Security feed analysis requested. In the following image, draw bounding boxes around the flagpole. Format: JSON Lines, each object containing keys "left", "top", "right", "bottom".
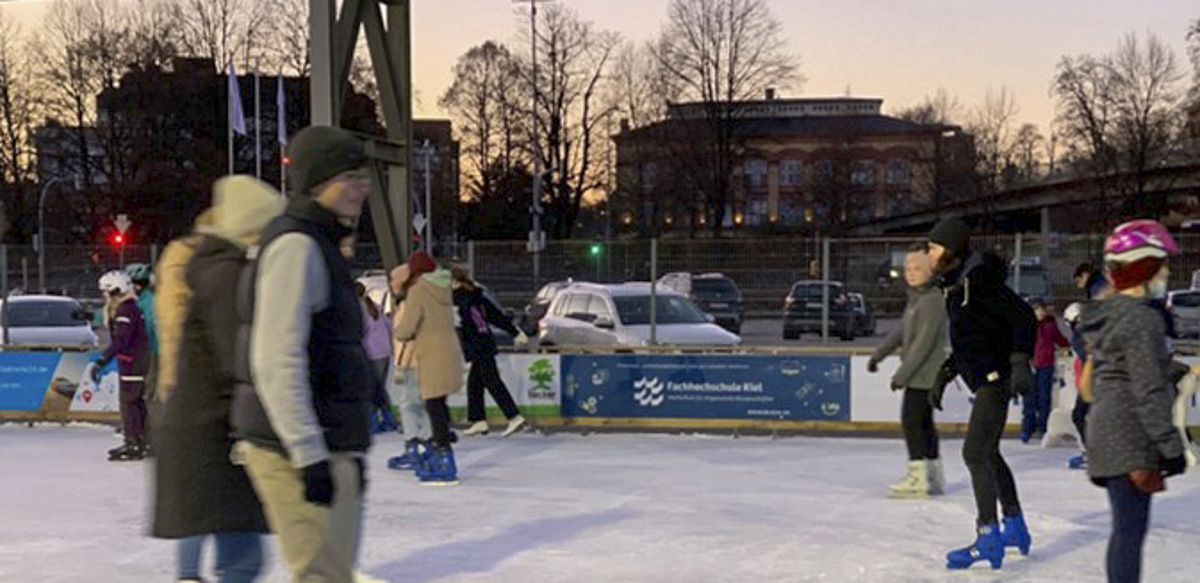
{"left": 255, "top": 66, "right": 262, "bottom": 179}
{"left": 278, "top": 75, "right": 287, "bottom": 195}
{"left": 228, "top": 69, "right": 234, "bottom": 175}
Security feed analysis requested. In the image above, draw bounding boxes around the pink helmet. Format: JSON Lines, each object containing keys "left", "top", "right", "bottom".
{"left": 1104, "top": 220, "right": 1180, "bottom": 264}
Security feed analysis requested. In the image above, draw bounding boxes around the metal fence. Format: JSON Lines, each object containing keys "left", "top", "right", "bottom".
{"left": 5, "top": 234, "right": 1200, "bottom": 319}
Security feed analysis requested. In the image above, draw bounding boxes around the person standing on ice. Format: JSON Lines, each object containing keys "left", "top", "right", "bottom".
{"left": 392, "top": 251, "right": 466, "bottom": 485}
{"left": 384, "top": 263, "right": 436, "bottom": 471}
{"left": 1079, "top": 220, "right": 1187, "bottom": 583}
{"left": 232, "top": 125, "right": 375, "bottom": 582}
{"left": 355, "top": 281, "right": 399, "bottom": 433}
{"left": 452, "top": 267, "right": 529, "bottom": 438}
{"left": 152, "top": 176, "right": 283, "bottom": 583}
{"left": 1022, "top": 299, "right": 1070, "bottom": 444}
{"left": 87, "top": 270, "right": 152, "bottom": 461}
{"left": 867, "top": 243, "right": 948, "bottom": 498}
{"left": 925, "top": 218, "right": 1036, "bottom": 570}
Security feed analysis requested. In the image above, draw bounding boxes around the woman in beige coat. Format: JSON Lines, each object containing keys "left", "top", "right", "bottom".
{"left": 392, "top": 251, "right": 465, "bottom": 484}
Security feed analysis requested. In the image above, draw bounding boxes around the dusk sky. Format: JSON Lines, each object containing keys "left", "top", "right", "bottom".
{"left": 3, "top": 0, "right": 1197, "bottom": 132}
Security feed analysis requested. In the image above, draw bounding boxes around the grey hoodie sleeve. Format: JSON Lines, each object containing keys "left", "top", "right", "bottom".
{"left": 250, "top": 233, "right": 331, "bottom": 468}
{"left": 1120, "top": 309, "right": 1185, "bottom": 460}
{"left": 893, "top": 291, "right": 948, "bottom": 388}
{"left": 871, "top": 325, "right": 902, "bottom": 364}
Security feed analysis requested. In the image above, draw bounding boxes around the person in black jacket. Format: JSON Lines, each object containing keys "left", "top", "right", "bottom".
{"left": 452, "top": 267, "right": 529, "bottom": 438}
{"left": 927, "top": 218, "right": 1037, "bottom": 571}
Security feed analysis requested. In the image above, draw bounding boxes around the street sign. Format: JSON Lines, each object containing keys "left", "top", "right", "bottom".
{"left": 413, "top": 213, "right": 427, "bottom": 234}
{"left": 114, "top": 214, "right": 132, "bottom": 235}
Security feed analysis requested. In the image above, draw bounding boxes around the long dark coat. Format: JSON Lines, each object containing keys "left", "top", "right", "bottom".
{"left": 152, "top": 235, "right": 267, "bottom": 538}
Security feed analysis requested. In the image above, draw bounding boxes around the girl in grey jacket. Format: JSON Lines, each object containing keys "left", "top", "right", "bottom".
{"left": 869, "top": 246, "right": 949, "bottom": 498}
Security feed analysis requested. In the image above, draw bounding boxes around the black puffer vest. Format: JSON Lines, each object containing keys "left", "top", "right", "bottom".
{"left": 231, "top": 198, "right": 373, "bottom": 456}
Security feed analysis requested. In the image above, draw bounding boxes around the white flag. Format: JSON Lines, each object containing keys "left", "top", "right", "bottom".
{"left": 228, "top": 58, "right": 247, "bottom": 136}
{"left": 276, "top": 76, "right": 286, "bottom": 145}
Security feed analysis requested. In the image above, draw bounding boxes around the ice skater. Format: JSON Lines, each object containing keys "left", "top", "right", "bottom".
{"left": 385, "top": 264, "right": 436, "bottom": 471}
{"left": 1023, "top": 299, "right": 1070, "bottom": 444}
{"left": 926, "top": 218, "right": 1036, "bottom": 570}
{"left": 867, "top": 244, "right": 948, "bottom": 498}
{"left": 88, "top": 270, "right": 152, "bottom": 461}
{"left": 452, "top": 267, "right": 529, "bottom": 438}
{"left": 1079, "top": 220, "right": 1187, "bottom": 583}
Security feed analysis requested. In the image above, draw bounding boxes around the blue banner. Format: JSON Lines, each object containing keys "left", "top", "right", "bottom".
{"left": 561, "top": 354, "right": 850, "bottom": 421}
{"left": 0, "top": 352, "right": 65, "bottom": 411}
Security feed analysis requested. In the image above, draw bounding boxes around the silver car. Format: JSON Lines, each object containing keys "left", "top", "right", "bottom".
{"left": 1168, "top": 290, "right": 1200, "bottom": 339}
{"left": 0, "top": 295, "right": 98, "bottom": 347}
{"left": 538, "top": 283, "right": 741, "bottom": 347}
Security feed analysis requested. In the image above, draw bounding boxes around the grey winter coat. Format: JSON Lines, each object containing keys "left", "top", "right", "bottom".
{"left": 871, "top": 284, "right": 949, "bottom": 390}
{"left": 1080, "top": 294, "right": 1185, "bottom": 482}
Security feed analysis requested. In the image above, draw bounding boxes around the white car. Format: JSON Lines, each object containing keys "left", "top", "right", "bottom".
{"left": 538, "top": 283, "right": 741, "bottom": 347}
{"left": 0, "top": 295, "right": 98, "bottom": 347}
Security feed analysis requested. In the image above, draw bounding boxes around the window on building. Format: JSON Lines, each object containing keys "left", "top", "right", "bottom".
{"left": 815, "top": 159, "right": 834, "bottom": 184}
{"left": 851, "top": 160, "right": 875, "bottom": 186}
{"left": 642, "top": 162, "right": 658, "bottom": 192}
{"left": 747, "top": 199, "right": 768, "bottom": 226}
{"left": 885, "top": 158, "right": 912, "bottom": 185}
{"left": 744, "top": 158, "right": 768, "bottom": 189}
{"left": 780, "top": 160, "right": 802, "bottom": 186}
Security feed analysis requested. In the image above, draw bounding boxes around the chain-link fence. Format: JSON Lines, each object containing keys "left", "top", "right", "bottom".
{"left": 6, "top": 234, "right": 1200, "bottom": 320}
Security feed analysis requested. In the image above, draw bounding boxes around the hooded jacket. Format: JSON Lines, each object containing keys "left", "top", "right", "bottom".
{"left": 393, "top": 269, "right": 465, "bottom": 400}
{"left": 454, "top": 286, "right": 519, "bottom": 363}
{"left": 1080, "top": 294, "right": 1184, "bottom": 481}
{"left": 99, "top": 296, "right": 150, "bottom": 381}
{"left": 871, "top": 283, "right": 949, "bottom": 390}
{"left": 938, "top": 251, "right": 1036, "bottom": 391}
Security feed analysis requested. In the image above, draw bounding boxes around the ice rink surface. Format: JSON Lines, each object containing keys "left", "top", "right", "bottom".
{"left": 2, "top": 424, "right": 1198, "bottom": 582}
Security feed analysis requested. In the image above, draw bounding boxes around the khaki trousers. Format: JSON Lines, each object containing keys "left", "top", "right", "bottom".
{"left": 240, "top": 443, "right": 363, "bottom": 583}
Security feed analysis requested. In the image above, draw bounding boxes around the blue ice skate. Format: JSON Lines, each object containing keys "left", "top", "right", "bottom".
{"left": 419, "top": 446, "right": 458, "bottom": 485}
{"left": 1001, "top": 514, "right": 1031, "bottom": 556}
{"left": 1068, "top": 452, "right": 1087, "bottom": 470}
{"left": 386, "top": 439, "right": 423, "bottom": 470}
{"left": 371, "top": 408, "right": 400, "bottom": 434}
{"left": 946, "top": 523, "right": 1004, "bottom": 570}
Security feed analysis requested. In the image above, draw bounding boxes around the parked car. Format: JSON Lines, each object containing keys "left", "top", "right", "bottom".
{"left": 0, "top": 295, "right": 98, "bottom": 347}
{"left": 520, "top": 280, "right": 573, "bottom": 335}
{"left": 847, "top": 292, "right": 876, "bottom": 337}
{"left": 1167, "top": 289, "right": 1200, "bottom": 339}
{"left": 538, "top": 283, "right": 741, "bottom": 347}
{"left": 1007, "top": 258, "right": 1052, "bottom": 305}
{"left": 657, "top": 272, "right": 744, "bottom": 334}
{"left": 782, "top": 281, "right": 856, "bottom": 341}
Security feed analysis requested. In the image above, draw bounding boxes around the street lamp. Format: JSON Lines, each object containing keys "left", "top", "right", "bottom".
{"left": 37, "top": 176, "right": 66, "bottom": 293}
{"left": 416, "top": 139, "right": 435, "bottom": 251}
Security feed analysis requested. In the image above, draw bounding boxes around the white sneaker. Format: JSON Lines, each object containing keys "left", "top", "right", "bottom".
{"left": 888, "top": 460, "right": 930, "bottom": 499}
{"left": 463, "top": 421, "right": 490, "bottom": 436}
{"left": 926, "top": 458, "right": 945, "bottom": 495}
{"left": 501, "top": 415, "right": 527, "bottom": 437}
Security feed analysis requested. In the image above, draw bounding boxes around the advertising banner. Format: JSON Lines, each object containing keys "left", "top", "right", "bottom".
{"left": 560, "top": 354, "right": 851, "bottom": 421}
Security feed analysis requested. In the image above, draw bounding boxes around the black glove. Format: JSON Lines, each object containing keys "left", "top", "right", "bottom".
{"left": 890, "top": 380, "right": 904, "bottom": 392}
{"left": 355, "top": 458, "right": 367, "bottom": 495}
{"left": 928, "top": 383, "right": 945, "bottom": 411}
{"left": 1162, "top": 455, "right": 1187, "bottom": 478}
{"left": 302, "top": 461, "right": 335, "bottom": 507}
{"left": 867, "top": 358, "right": 879, "bottom": 374}
{"left": 1009, "top": 353, "right": 1034, "bottom": 396}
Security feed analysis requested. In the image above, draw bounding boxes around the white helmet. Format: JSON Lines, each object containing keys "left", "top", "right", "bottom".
{"left": 1064, "top": 302, "right": 1083, "bottom": 325}
{"left": 98, "top": 270, "right": 133, "bottom": 295}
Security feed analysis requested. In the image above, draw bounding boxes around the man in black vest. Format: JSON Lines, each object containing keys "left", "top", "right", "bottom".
{"left": 234, "top": 125, "right": 374, "bottom": 582}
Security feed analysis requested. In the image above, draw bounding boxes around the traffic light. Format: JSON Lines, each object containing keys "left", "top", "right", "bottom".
{"left": 589, "top": 244, "right": 602, "bottom": 257}
{"left": 110, "top": 232, "right": 126, "bottom": 247}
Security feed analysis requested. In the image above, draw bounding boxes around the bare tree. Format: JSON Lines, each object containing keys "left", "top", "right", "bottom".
{"left": 33, "top": 0, "right": 101, "bottom": 190}
{"left": 0, "top": 11, "right": 36, "bottom": 242}
{"left": 125, "top": 0, "right": 180, "bottom": 72}
{"left": 1187, "top": 18, "right": 1200, "bottom": 102}
{"left": 519, "top": 4, "right": 621, "bottom": 239}
{"left": 607, "top": 42, "right": 673, "bottom": 235}
{"left": 654, "top": 0, "right": 800, "bottom": 235}
{"left": 893, "top": 88, "right": 964, "bottom": 125}
{"left": 263, "top": 0, "right": 310, "bottom": 76}
{"left": 173, "top": 0, "right": 268, "bottom": 72}
{"left": 1011, "top": 123, "right": 1044, "bottom": 184}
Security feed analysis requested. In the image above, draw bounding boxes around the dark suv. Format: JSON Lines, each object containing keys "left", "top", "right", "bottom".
{"left": 520, "top": 280, "right": 573, "bottom": 335}
{"left": 658, "top": 272, "right": 744, "bottom": 333}
{"left": 782, "top": 281, "right": 856, "bottom": 341}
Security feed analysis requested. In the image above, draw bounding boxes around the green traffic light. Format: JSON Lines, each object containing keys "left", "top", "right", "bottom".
{"left": 590, "top": 244, "right": 602, "bottom": 256}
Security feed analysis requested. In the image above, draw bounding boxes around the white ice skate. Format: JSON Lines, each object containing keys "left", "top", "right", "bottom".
{"left": 463, "top": 421, "right": 490, "bottom": 436}
{"left": 501, "top": 415, "right": 527, "bottom": 437}
{"left": 888, "top": 461, "right": 930, "bottom": 499}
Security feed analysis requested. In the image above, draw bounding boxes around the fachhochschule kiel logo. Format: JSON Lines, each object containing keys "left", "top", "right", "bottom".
{"left": 633, "top": 377, "right": 665, "bottom": 407}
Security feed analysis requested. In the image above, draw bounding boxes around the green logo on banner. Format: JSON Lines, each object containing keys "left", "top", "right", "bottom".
{"left": 527, "top": 358, "right": 556, "bottom": 399}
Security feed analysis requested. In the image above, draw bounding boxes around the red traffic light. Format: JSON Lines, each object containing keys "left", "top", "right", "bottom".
{"left": 110, "top": 232, "right": 126, "bottom": 246}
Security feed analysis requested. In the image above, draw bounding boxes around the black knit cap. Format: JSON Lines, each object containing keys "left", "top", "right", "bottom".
{"left": 928, "top": 218, "right": 971, "bottom": 257}
{"left": 285, "top": 126, "right": 368, "bottom": 196}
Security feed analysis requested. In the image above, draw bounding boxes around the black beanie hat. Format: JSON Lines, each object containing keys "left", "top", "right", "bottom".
{"left": 929, "top": 218, "right": 971, "bottom": 257}
{"left": 285, "top": 126, "right": 368, "bottom": 196}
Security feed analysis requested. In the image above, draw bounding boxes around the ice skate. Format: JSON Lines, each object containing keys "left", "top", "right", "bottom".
{"left": 501, "top": 415, "right": 527, "bottom": 437}
{"left": 1001, "top": 514, "right": 1032, "bottom": 556}
{"left": 387, "top": 439, "right": 423, "bottom": 470}
{"left": 926, "top": 458, "right": 945, "bottom": 495}
{"left": 463, "top": 421, "right": 490, "bottom": 436}
{"left": 419, "top": 446, "right": 458, "bottom": 486}
{"left": 946, "top": 523, "right": 1004, "bottom": 570}
{"left": 888, "top": 460, "right": 929, "bottom": 498}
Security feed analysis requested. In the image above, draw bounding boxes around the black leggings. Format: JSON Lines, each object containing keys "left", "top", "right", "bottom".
{"left": 425, "top": 397, "right": 453, "bottom": 448}
{"left": 963, "top": 384, "right": 1022, "bottom": 524}
{"left": 901, "top": 388, "right": 939, "bottom": 460}
{"left": 467, "top": 357, "right": 521, "bottom": 422}
{"left": 1073, "top": 396, "right": 1090, "bottom": 447}
{"left": 1105, "top": 476, "right": 1152, "bottom": 583}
